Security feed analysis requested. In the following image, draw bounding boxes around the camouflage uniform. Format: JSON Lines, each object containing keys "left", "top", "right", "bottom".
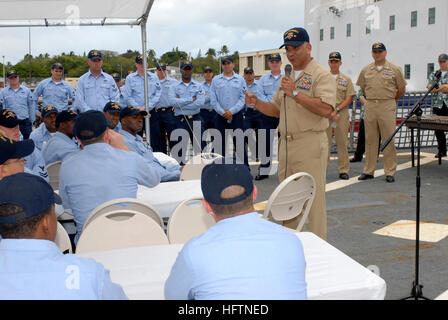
{"left": 428, "top": 70, "right": 448, "bottom": 155}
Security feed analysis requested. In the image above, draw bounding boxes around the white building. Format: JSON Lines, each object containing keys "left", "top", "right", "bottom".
{"left": 239, "top": 48, "right": 287, "bottom": 78}
{"left": 305, "top": 0, "right": 448, "bottom": 91}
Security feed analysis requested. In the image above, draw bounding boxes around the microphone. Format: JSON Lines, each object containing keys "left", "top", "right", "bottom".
{"left": 283, "top": 64, "right": 293, "bottom": 97}
{"left": 285, "top": 64, "right": 292, "bottom": 78}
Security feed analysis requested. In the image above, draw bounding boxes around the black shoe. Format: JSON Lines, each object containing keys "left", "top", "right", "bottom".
{"left": 435, "top": 152, "right": 447, "bottom": 158}
{"left": 255, "top": 174, "right": 269, "bottom": 181}
{"left": 350, "top": 157, "right": 363, "bottom": 163}
{"left": 358, "top": 173, "right": 374, "bottom": 181}
{"left": 339, "top": 173, "right": 349, "bottom": 180}
{"left": 385, "top": 175, "right": 395, "bottom": 183}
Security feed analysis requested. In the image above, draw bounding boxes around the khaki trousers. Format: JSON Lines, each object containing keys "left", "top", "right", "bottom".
{"left": 279, "top": 131, "right": 328, "bottom": 240}
{"left": 326, "top": 109, "right": 350, "bottom": 174}
{"left": 363, "top": 99, "right": 397, "bottom": 176}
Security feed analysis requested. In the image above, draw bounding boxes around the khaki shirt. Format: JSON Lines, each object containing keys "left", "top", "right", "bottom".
{"left": 335, "top": 73, "right": 355, "bottom": 106}
{"left": 272, "top": 58, "right": 336, "bottom": 135}
{"left": 356, "top": 60, "right": 407, "bottom": 100}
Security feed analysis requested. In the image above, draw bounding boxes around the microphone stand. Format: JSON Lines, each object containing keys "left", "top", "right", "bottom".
{"left": 380, "top": 74, "right": 441, "bottom": 300}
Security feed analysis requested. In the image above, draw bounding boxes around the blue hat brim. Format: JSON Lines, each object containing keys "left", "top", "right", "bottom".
{"left": 279, "top": 41, "right": 306, "bottom": 49}
{"left": 1, "top": 139, "right": 35, "bottom": 165}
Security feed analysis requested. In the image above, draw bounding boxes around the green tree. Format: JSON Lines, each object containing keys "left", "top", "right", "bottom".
{"left": 160, "top": 49, "right": 188, "bottom": 66}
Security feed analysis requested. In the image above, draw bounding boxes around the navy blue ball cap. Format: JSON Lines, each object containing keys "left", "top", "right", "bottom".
{"left": 203, "top": 66, "right": 213, "bottom": 72}
{"left": 268, "top": 53, "right": 282, "bottom": 62}
{"left": 73, "top": 110, "right": 110, "bottom": 140}
{"left": 221, "top": 56, "right": 233, "bottom": 64}
{"left": 111, "top": 72, "right": 121, "bottom": 81}
{"left": 280, "top": 27, "right": 310, "bottom": 49}
{"left": 201, "top": 158, "right": 254, "bottom": 205}
{"left": 103, "top": 102, "right": 121, "bottom": 113}
{"left": 156, "top": 63, "right": 167, "bottom": 71}
{"left": 0, "top": 109, "right": 20, "bottom": 128}
{"left": 180, "top": 61, "right": 193, "bottom": 69}
{"left": 372, "top": 42, "right": 386, "bottom": 51}
{"left": 135, "top": 54, "right": 144, "bottom": 64}
{"left": 243, "top": 66, "right": 254, "bottom": 74}
{"left": 6, "top": 70, "right": 19, "bottom": 78}
{"left": 55, "top": 110, "right": 78, "bottom": 128}
{"left": 41, "top": 106, "right": 58, "bottom": 119}
{"left": 51, "top": 62, "right": 64, "bottom": 70}
{"left": 329, "top": 51, "right": 342, "bottom": 61}
{"left": 438, "top": 53, "right": 448, "bottom": 62}
{"left": 88, "top": 50, "right": 102, "bottom": 61}
{"left": 0, "top": 135, "right": 35, "bottom": 165}
{"left": 0, "top": 172, "right": 61, "bottom": 225}
{"left": 119, "top": 106, "right": 148, "bottom": 121}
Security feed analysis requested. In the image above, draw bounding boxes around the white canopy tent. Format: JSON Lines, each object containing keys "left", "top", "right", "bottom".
{"left": 0, "top": 0, "right": 155, "bottom": 135}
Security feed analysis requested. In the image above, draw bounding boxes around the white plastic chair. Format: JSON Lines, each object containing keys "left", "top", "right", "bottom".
{"left": 75, "top": 209, "right": 169, "bottom": 254}
{"left": 263, "top": 172, "right": 316, "bottom": 232}
{"left": 55, "top": 221, "right": 72, "bottom": 253}
{"left": 167, "top": 197, "right": 216, "bottom": 244}
{"left": 46, "top": 160, "right": 62, "bottom": 190}
{"left": 82, "top": 198, "right": 164, "bottom": 232}
{"left": 180, "top": 153, "right": 223, "bottom": 181}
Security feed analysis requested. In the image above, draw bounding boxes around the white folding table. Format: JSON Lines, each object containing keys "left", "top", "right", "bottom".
{"left": 77, "top": 231, "right": 386, "bottom": 300}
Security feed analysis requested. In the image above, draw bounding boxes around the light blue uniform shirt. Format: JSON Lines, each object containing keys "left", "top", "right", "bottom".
{"left": 32, "top": 78, "right": 75, "bottom": 112}
{"left": 201, "top": 81, "right": 213, "bottom": 110}
{"left": 209, "top": 72, "right": 246, "bottom": 115}
{"left": 155, "top": 77, "right": 177, "bottom": 109}
{"left": 29, "top": 123, "right": 54, "bottom": 151}
{"left": 258, "top": 71, "right": 283, "bottom": 102}
{"left": 119, "top": 129, "right": 180, "bottom": 182}
{"left": 165, "top": 212, "right": 307, "bottom": 300}
{"left": 244, "top": 80, "right": 264, "bottom": 110}
{"left": 42, "top": 131, "right": 79, "bottom": 165}
{"left": 122, "top": 71, "right": 162, "bottom": 111}
{"left": 75, "top": 70, "right": 120, "bottom": 112}
{"left": 59, "top": 142, "right": 162, "bottom": 243}
{"left": 169, "top": 80, "right": 205, "bottom": 116}
{"left": 0, "top": 239, "right": 127, "bottom": 300}
{"left": 24, "top": 148, "right": 50, "bottom": 183}
{"left": 0, "top": 85, "right": 35, "bottom": 122}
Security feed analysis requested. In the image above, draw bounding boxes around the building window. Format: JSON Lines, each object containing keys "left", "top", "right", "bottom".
{"left": 346, "top": 23, "right": 351, "bottom": 37}
{"left": 411, "top": 11, "right": 417, "bottom": 27}
{"left": 264, "top": 55, "right": 270, "bottom": 71}
{"left": 428, "top": 7, "right": 436, "bottom": 25}
{"left": 320, "top": 29, "right": 324, "bottom": 41}
{"left": 330, "top": 27, "right": 335, "bottom": 40}
{"left": 247, "top": 56, "right": 253, "bottom": 69}
{"left": 404, "top": 64, "right": 411, "bottom": 80}
{"left": 427, "top": 63, "right": 434, "bottom": 79}
{"left": 366, "top": 20, "right": 373, "bottom": 34}
{"left": 389, "top": 15, "right": 395, "bottom": 30}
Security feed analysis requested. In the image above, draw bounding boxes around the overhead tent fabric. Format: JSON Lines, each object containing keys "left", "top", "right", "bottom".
{"left": 0, "top": 0, "right": 155, "bottom": 135}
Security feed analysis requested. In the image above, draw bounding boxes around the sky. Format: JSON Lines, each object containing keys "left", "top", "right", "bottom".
{"left": 0, "top": 0, "right": 305, "bottom": 65}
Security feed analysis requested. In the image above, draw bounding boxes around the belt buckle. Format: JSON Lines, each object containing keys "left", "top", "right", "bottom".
{"left": 187, "top": 115, "right": 193, "bottom": 119}
{"left": 375, "top": 100, "right": 379, "bottom": 104}
{"left": 161, "top": 108, "right": 166, "bottom": 111}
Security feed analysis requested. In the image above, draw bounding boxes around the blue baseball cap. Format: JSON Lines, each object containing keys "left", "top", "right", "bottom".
{"left": 0, "top": 109, "right": 20, "bottom": 128}
{"left": 73, "top": 110, "right": 110, "bottom": 140}
{"left": 201, "top": 158, "right": 254, "bottom": 205}
{"left": 135, "top": 54, "right": 144, "bottom": 64}
{"left": 329, "top": 52, "right": 342, "bottom": 61}
{"left": 0, "top": 172, "right": 61, "bottom": 224}
{"left": 0, "top": 135, "right": 35, "bottom": 165}
{"left": 111, "top": 72, "right": 121, "bottom": 81}
{"left": 268, "top": 53, "right": 282, "bottom": 62}
{"left": 180, "top": 61, "right": 193, "bottom": 69}
{"left": 103, "top": 102, "right": 121, "bottom": 113}
{"left": 280, "top": 27, "right": 310, "bottom": 48}
{"left": 119, "top": 106, "right": 148, "bottom": 121}
{"left": 88, "top": 50, "right": 102, "bottom": 61}
{"left": 6, "top": 70, "right": 19, "bottom": 78}
{"left": 55, "top": 110, "right": 78, "bottom": 129}
{"left": 372, "top": 42, "right": 386, "bottom": 51}
{"left": 221, "top": 56, "right": 233, "bottom": 64}
{"left": 51, "top": 63, "right": 64, "bottom": 70}
{"left": 41, "top": 106, "right": 58, "bottom": 119}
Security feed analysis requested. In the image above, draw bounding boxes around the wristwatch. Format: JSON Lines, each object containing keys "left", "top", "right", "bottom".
{"left": 336, "top": 106, "right": 341, "bottom": 113}
{"left": 292, "top": 90, "right": 299, "bottom": 98}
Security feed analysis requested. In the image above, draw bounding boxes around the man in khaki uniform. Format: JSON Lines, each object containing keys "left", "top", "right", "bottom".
{"left": 326, "top": 52, "right": 355, "bottom": 180}
{"left": 357, "top": 43, "right": 406, "bottom": 183}
{"left": 245, "top": 27, "right": 335, "bottom": 240}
